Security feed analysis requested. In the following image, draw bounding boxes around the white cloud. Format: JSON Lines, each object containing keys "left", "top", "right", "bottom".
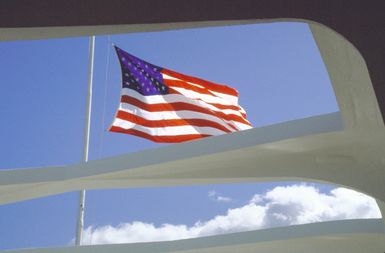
{"left": 208, "top": 190, "right": 233, "bottom": 203}
{"left": 81, "top": 184, "right": 381, "bottom": 245}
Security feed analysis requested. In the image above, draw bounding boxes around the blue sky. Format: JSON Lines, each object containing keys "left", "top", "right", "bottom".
{"left": 1, "top": 22, "right": 377, "bottom": 250}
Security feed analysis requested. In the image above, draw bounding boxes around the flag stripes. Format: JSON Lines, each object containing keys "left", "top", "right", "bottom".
{"left": 110, "top": 126, "right": 210, "bottom": 143}
{"left": 162, "top": 69, "right": 238, "bottom": 97}
{"left": 120, "top": 94, "right": 249, "bottom": 126}
{"left": 118, "top": 102, "right": 237, "bottom": 132}
{"left": 115, "top": 111, "right": 233, "bottom": 133}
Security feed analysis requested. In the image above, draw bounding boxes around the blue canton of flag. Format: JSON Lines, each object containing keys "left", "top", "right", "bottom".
{"left": 116, "top": 47, "right": 168, "bottom": 96}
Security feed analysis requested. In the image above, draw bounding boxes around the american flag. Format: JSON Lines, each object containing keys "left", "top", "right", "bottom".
{"left": 109, "top": 46, "right": 252, "bottom": 143}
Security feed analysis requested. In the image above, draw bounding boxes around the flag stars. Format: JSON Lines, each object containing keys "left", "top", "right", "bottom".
{"left": 116, "top": 49, "right": 166, "bottom": 96}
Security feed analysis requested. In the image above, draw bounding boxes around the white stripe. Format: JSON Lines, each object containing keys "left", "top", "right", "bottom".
{"left": 118, "top": 103, "right": 235, "bottom": 132}
{"left": 232, "top": 121, "right": 253, "bottom": 131}
{"left": 210, "top": 90, "right": 238, "bottom": 105}
{"left": 169, "top": 86, "right": 238, "bottom": 107}
{"left": 121, "top": 88, "right": 247, "bottom": 120}
{"left": 112, "top": 118, "right": 228, "bottom": 136}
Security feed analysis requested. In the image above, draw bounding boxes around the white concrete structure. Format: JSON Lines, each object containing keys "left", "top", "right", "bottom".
{"left": 1, "top": 21, "right": 384, "bottom": 252}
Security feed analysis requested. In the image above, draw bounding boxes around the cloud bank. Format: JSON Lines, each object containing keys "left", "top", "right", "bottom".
{"left": 81, "top": 184, "right": 381, "bottom": 245}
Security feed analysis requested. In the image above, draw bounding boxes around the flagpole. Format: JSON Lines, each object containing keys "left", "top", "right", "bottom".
{"left": 76, "top": 35, "right": 95, "bottom": 246}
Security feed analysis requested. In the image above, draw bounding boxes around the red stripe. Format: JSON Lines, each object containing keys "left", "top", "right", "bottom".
{"left": 162, "top": 68, "right": 238, "bottom": 96}
{"left": 166, "top": 86, "right": 244, "bottom": 112}
{"left": 165, "top": 79, "right": 218, "bottom": 96}
{"left": 109, "top": 126, "right": 210, "bottom": 143}
{"left": 116, "top": 110, "right": 232, "bottom": 133}
{"left": 121, "top": 95, "right": 252, "bottom": 126}
{"left": 226, "top": 122, "right": 238, "bottom": 131}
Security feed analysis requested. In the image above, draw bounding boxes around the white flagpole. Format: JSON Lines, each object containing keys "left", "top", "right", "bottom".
{"left": 76, "top": 35, "right": 95, "bottom": 246}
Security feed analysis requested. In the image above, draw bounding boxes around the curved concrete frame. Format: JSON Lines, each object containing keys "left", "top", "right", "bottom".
{"left": 2, "top": 219, "right": 385, "bottom": 253}
{"left": 0, "top": 20, "right": 385, "bottom": 252}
